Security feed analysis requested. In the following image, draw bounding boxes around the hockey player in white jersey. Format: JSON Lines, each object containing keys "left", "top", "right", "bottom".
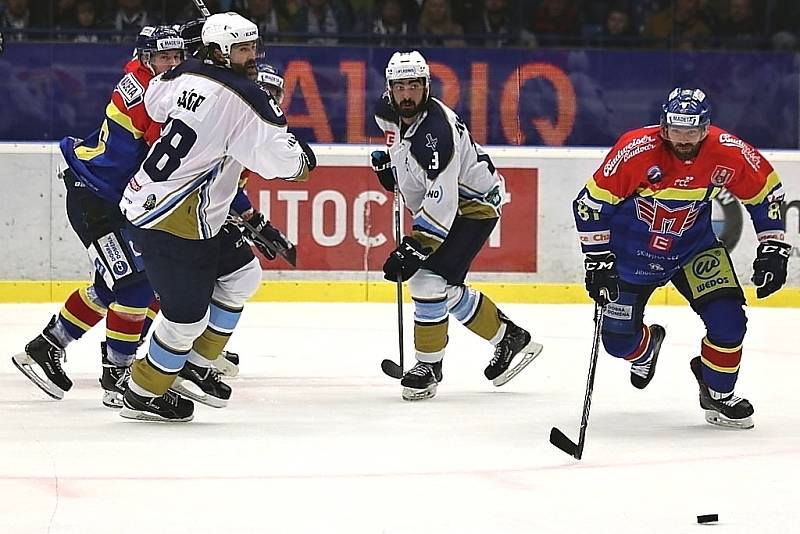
{"left": 119, "top": 12, "right": 316, "bottom": 421}
{"left": 373, "top": 51, "right": 543, "bottom": 401}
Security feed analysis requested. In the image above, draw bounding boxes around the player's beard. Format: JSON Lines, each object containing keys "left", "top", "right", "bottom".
{"left": 232, "top": 59, "right": 258, "bottom": 80}
{"left": 670, "top": 141, "right": 701, "bottom": 161}
{"left": 397, "top": 98, "right": 421, "bottom": 118}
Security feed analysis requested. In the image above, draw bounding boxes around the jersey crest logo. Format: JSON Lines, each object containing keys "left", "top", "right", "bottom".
{"left": 710, "top": 165, "right": 735, "bottom": 187}
{"left": 646, "top": 165, "right": 662, "bottom": 184}
{"left": 425, "top": 133, "right": 438, "bottom": 151}
{"left": 115, "top": 73, "right": 145, "bottom": 108}
{"left": 635, "top": 198, "right": 701, "bottom": 236}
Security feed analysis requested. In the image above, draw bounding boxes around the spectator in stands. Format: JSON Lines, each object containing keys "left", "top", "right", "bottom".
{"left": 599, "top": 3, "right": 636, "bottom": 48}
{"left": 1, "top": 0, "right": 31, "bottom": 41}
{"left": 714, "top": 0, "right": 763, "bottom": 49}
{"left": 72, "top": 0, "right": 103, "bottom": 42}
{"left": 238, "top": 0, "right": 290, "bottom": 42}
{"left": 528, "top": 0, "right": 581, "bottom": 47}
{"left": 771, "top": 0, "right": 800, "bottom": 51}
{"left": 53, "top": 0, "right": 78, "bottom": 28}
{"left": 368, "top": 0, "right": 416, "bottom": 47}
{"left": 418, "top": 0, "right": 464, "bottom": 47}
{"left": 291, "top": 0, "right": 352, "bottom": 45}
{"left": 643, "top": 0, "right": 711, "bottom": 49}
{"left": 106, "top": 0, "right": 155, "bottom": 37}
{"left": 630, "top": 0, "right": 666, "bottom": 33}
{"left": 465, "top": 0, "right": 520, "bottom": 48}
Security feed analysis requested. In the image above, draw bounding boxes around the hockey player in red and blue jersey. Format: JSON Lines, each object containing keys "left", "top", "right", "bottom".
{"left": 573, "top": 87, "right": 790, "bottom": 429}
{"left": 12, "top": 27, "right": 185, "bottom": 407}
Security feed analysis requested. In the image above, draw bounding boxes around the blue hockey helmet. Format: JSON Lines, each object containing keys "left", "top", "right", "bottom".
{"left": 660, "top": 88, "right": 711, "bottom": 156}
{"left": 256, "top": 63, "right": 285, "bottom": 104}
{"left": 661, "top": 87, "right": 711, "bottom": 129}
{"left": 135, "top": 26, "right": 185, "bottom": 74}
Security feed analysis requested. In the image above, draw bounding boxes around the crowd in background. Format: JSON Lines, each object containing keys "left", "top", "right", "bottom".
{"left": 1, "top": 0, "right": 800, "bottom": 51}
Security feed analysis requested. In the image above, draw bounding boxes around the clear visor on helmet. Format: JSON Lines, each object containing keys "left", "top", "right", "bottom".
{"left": 661, "top": 113, "right": 708, "bottom": 144}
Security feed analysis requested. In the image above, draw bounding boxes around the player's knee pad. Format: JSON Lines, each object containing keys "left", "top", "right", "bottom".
{"left": 697, "top": 297, "right": 747, "bottom": 347}
{"left": 408, "top": 268, "right": 447, "bottom": 300}
{"left": 600, "top": 290, "right": 647, "bottom": 358}
{"left": 602, "top": 331, "right": 643, "bottom": 359}
{"left": 213, "top": 257, "right": 261, "bottom": 308}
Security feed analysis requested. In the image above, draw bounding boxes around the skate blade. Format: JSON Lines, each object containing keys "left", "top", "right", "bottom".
{"left": 119, "top": 406, "right": 194, "bottom": 422}
{"left": 211, "top": 357, "right": 239, "bottom": 378}
{"left": 102, "top": 390, "right": 124, "bottom": 409}
{"left": 402, "top": 383, "right": 437, "bottom": 401}
{"left": 492, "top": 341, "right": 544, "bottom": 387}
{"left": 704, "top": 410, "right": 754, "bottom": 430}
{"left": 170, "top": 379, "right": 228, "bottom": 408}
{"left": 11, "top": 354, "right": 65, "bottom": 400}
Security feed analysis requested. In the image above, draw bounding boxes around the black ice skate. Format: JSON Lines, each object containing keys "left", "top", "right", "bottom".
{"left": 170, "top": 361, "right": 232, "bottom": 408}
{"left": 690, "top": 356, "right": 754, "bottom": 429}
{"left": 99, "top": 342, "right": 130, "bottom": 409}
{"left": 484, "top": 316, "right": 543, "bottom": 387}
{"left": 211, "top": 350, "right": 240, "bottom": 378}
{"left": 630, "top": 324, "right": 666, "bottom": 390}
{"left": 401, "top": 360, "right": 443, "bottom": 401}
{"left": 120, "top": 389, "right": 194, "bottom": 422}
{"left": 11, "top": 316, "right": 72, "bottom": 399}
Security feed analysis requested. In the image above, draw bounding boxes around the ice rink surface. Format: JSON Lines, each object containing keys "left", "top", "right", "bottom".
{"left": 1, "top": 302, "right": 798, "bottom": 534}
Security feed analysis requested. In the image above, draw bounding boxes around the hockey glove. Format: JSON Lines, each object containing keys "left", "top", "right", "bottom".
{"left": 296, "top": 137, "right": 317, "bottom": 171}
{"left": 245, "top": 211, "right": 295, "bottom": 262}
{"left": 370, "top": 150, "right": 395, "bottom": 192}
{"left": 752, "top": 240, "right": 791, "bottom": 298}
{"left": 383, "top": 236, "right": 432, "bottom": 282}
{"left": 584, "top": 251, "right": 619, "bottom": 305}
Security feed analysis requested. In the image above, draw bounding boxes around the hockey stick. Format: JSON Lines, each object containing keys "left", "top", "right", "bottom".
{"left": 549, "top": 296, "right": 606, "bottom": 460}
{"left": 191, "top": 0, "right": 211, "bottom": 17}
{"left": 230, "top": 212, "right": 297, "bottom": 267}
{"left": 381, "top": 182, "right": 405, "bottom": 379}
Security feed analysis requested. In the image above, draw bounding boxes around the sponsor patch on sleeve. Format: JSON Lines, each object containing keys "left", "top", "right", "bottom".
{"left": 115, "top": 73, "right": 145, "bottom": 108}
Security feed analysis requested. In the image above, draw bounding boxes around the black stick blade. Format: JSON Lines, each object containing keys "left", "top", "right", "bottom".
{"left": 381, "top": 359, "right": 403, "bottom": 379}
{"left": 549, "top": 427, "right": 579, "bottom": 459}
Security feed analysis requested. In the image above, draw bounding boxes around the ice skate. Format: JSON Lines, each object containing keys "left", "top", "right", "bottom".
{"left": 99, "top": 342, "right": 130, "bottom": 409}
{"left": 690, "top": 357, "right": 754, "bottom": 429}
{"left": 120, "top": 389, "right": 194, "bottom": 422}
{"left": 484, "top": 317, "right": 543, "bottom": 387}
{"left": 401, "top": 360, "right": 443, "bottom": 401}
{"left": 630, "top": 324, "right": 666, "bottom": 390}
{"left": 211, "top": 350, "right": 240, "bottom": 377}
{"left": 11, "top": 316, "right": 72, "bottom": 399}
{"left": 170, "top": 361, "right": 231, "bottom": 408}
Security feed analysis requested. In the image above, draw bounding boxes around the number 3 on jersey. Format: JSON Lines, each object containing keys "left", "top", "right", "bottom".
{"left": 143, "top": 119, "right": 198, "bottom": 182}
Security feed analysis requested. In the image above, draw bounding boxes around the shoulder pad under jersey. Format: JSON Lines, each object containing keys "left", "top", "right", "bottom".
{"left": 410, "top": 100, "right": 455, "bottom": 180}
{"left": 163, "top": 58, "right": 287, "bottom": 126}
{"left": 374, "top": 93, "right": 398, "bottom": 125}
{"left": 600, "top": 126, "right": 660, "bottom": 178}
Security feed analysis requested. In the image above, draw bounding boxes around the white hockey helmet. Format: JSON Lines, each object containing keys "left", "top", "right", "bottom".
{"left": 201, "top": 12, "right": 259, "bottom": 59}
{"left": 385, "top": 51, "right": 431, "bottom": 115}
{"left": 385, "top": 50, "right": 430, "bottom": 87}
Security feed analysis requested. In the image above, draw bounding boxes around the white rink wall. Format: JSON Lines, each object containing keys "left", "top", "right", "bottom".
{"left": 1, "top": 143, "right": 799, "bottom": 286}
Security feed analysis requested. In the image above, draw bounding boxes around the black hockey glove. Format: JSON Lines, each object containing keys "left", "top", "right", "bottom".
{"left": 584, "top": 251, "right": 619, "bottom": 305}
{"left": 383, "top": 236, "right": 432, "bottom": 282}
{"left": 296, "top": 137, "right": 317, "bottom": 171}
{"left": 178, "top": 18, "right": 205, "bottom": 57}
{"left": 370, "top": 150, "right": 395, "bottom": 192}
{"left": 752, "top": 240, "right": 791, "bottom": 298}
{"left": 245, "top": 211, "right": 294, "bottom": 262}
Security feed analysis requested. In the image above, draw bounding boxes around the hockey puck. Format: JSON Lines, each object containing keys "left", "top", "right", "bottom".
{"left": 697, "top": 514, "right": 718, "bottom": 524}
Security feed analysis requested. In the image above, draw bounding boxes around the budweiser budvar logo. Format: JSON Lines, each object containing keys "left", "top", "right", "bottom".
{"left": 719, "top": 133, "right": 761, "bottom": 171}
{"left": 603, "top": 135, "right": 657, "bottom": 177}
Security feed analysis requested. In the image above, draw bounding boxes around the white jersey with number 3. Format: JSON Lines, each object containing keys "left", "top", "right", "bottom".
{"left": 121, "top": 58, "right": 305, "bottom": 240}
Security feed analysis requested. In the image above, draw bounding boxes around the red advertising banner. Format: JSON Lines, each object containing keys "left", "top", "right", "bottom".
{"left": 245, "top": 167, "right": 537, "bottom": 272}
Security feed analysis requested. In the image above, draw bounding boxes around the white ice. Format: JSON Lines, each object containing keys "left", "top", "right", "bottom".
{"left": 1, "top": 302, "right": 799, "bottom": 534}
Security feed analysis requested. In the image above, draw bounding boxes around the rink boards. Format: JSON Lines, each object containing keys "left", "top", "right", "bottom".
{"left": 1, "top": 143, "right": 798, "bottom": 305}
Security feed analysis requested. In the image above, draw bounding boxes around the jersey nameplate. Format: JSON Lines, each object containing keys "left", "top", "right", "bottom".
{"left": 115, "top": 73, "right": 145, "bottom": 108}
{"left": 176, "top": 89, "right": 215, "bottom": 121}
